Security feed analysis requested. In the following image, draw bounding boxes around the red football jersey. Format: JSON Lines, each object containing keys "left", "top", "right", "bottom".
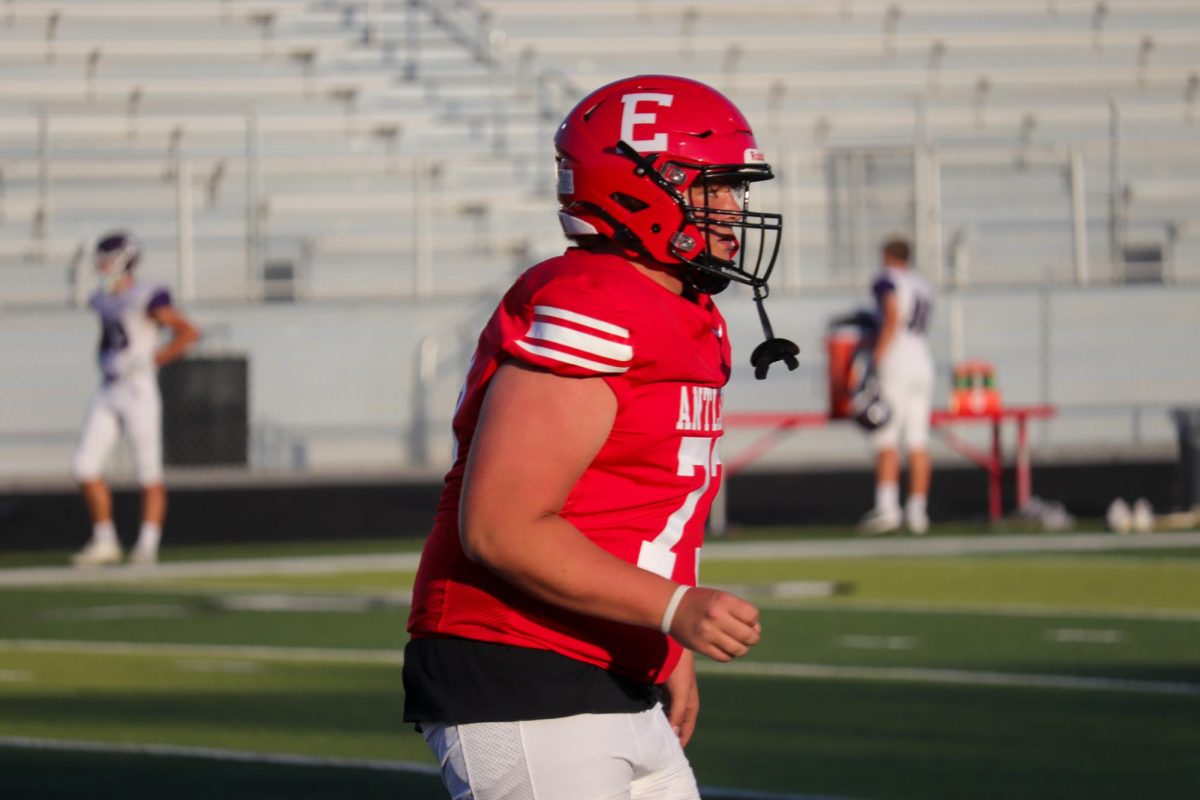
{"left": 407, "top": 248, "right": 731, "bottom": 684}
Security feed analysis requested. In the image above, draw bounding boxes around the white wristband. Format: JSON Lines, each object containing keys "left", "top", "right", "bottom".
{"left": 660, "top": 585, "right": 690, "bottom": 635}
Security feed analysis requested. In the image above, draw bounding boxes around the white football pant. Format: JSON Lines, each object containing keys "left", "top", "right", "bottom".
{"left": 422, "top": 704, "right": 700, "bottom": 800}
{"left": 73, "top": 374, "right": 163, "bottom": 485}
{"left": 872, "top": 339, "right": 934, "bottom": 451}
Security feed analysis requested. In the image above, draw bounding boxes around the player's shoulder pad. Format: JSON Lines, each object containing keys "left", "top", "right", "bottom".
{"left": 503, "top": 252, "right": 637, "bottom": 378}
{"left": 871, "top": 271, "right": 896, "bottom": 299}
{"left": 145, "top": 285, "right": 173, "bottom": 312}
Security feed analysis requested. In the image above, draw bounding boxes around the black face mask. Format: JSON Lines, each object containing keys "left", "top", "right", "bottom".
{"left": 682, "top": 268, "right": 731, "bottom": 296}
{"left": 616, "top": 141, "right": 799, "bottom": 380}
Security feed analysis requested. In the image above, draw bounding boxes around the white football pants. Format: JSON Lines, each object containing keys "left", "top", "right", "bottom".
{"left": 873, "top": 339, "right": 934, "bottom": 451}
{"left": 73, "top": 374, "right": 163, "bottom": 485}
{"left": 422, "top": 704, "right": 700, "bottom": 800}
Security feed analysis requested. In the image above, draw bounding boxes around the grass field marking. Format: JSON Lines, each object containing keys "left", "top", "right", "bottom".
{"left": 836, "top": 635, "right": 917, "bottom": 651}
{"left": 757, "top": 598, "right": 1200, "bottom": 622}
{"left": 4, "top": 531, "right": 1199, "bottom": 588}
{"left": 0, "top": 736, "right": 851, "bottom": 800}
{"left": 0, "top": 735, "right": 440, "bottom": 775}
{"left": 0, "top": 670, "right": 31, "bottom": 682}
{"left": 711, "top": 581, "right": 846, "bottom": 599}
{"left": 1045, "top": 628, "right": 1126, "bottom": 644}
{"left": 0, "top": 553, "right": 424, "bottom": 587}
{"left": 38, "top": 603, "right": 194, "bottom": 621}
{"left": 174, "top": 659, "right": 263, "bottom": 674}
{"left": 0, "top": 639, "right": 405, "bottom": 665}
{"left": 703, "top": 532, "right": 1200, "bottom": 560}
{"left": 216, "top": 592, "right": 412, "bottom": 612}
{"left": 699, "top": 661, "right": 1200, "bottom": 696}
{"left": 6, "top": 639, "right": 1198, "bottom": 698}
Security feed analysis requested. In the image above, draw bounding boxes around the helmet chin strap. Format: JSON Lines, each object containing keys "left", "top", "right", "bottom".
{"left": 749, "top": 285, "right": 799, "bottom": 380}
{"left": 682, "top": 265, "right": 731, "bottom": 295}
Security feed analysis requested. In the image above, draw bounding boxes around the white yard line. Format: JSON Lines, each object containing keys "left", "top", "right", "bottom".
{"left": 0, "top": 553, "right": 423, "bottom": 587}
{"left": 837, "top": 635, "right": 917, "bottom": 651}
{"left": 702, "top": 532, "right": 1200, "bottom": 560}
{"left": 174, "top": 659, "right": 263, "bottom": 674}
{"left": 0, "top": 736, "right": 439, "bottom": 774}
{"left": 216, "top": 592, "right": 411, "bottom": 612}
{"left": 38, "top": 603, "right": 194, "bottom": 621}
{"left": 3, "top": 638, "right": 1197, "bottom": 697}
{"left": 3, "top": 532, "right": 1198, "bottom": 588}
{"left": 698, "top": 660, "right": 1200, "bottom": 697}
{"left": 0, "top": 639, "right": 404, "bottom": 665}
{"left": 1045, "top": 628, "right": 1125, "bottom": 644}
{"left": 757, "top": 598, "right": 1200, "bottom": 622}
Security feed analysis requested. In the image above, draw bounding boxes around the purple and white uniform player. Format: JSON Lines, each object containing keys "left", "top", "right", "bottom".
{"left": 870, "top": 262, "right": 935, "bottom": 453}
{"left": 71, "top": 232, "right": 199, "bottom": 567}
{"left": 73, "top": 281, "right": 173, "bottom": 487}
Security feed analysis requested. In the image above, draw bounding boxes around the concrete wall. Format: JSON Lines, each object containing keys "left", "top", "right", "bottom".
{"left": 1, "top": 281, "right": 1196, "bottom": 482}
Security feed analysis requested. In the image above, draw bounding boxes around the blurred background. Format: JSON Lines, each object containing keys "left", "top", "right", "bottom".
{"left": 1, "top": 0, "right": 1198, "bottom": 541}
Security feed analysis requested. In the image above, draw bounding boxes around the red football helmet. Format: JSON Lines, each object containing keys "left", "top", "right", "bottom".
{"left": 554, "top": 74, "right": 782, "bottom": 294}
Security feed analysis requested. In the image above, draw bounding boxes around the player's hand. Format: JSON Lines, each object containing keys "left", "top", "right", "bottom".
{"left": 667, "top": 587, "right": 761, "bottom": 662}
{"left": 662, "top": 649, "right": 699, "bottom": 747}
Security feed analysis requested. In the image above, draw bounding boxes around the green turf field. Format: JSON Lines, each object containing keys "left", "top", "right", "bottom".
{"left": 2, "top": 531, "right": 1199, "bottom": 799}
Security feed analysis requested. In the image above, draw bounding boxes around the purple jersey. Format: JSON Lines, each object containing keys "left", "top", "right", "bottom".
{"left": 89, "top": 281, "right": 171, "bottom": 383}
{"left": 872, "top": 266, "right": 934, "bottom": 340}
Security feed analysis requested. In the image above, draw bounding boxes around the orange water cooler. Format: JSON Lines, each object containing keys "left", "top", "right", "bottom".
{"left": 826, "top": 331, "right": 860, "bottom": 419}
{"left": 949, "top": 359, "right": 1001, "bottom": 415}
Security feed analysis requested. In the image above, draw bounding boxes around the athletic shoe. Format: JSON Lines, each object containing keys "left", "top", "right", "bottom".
{"left": 1105, "top": 498, "right": 1132, "bottom": 534}
{"left": 1131, "top": 498, "right": 1155, "bottom": 534}
{"left": 905, "top": 506, "right": 930, "bottom": 535}
{"left": 857, "top": 507, "right": 902, "bottom": 536}
{"left": 71, "top": 538, "right": 123, "bottom": 567}
{"left": 127, "top": 544, "right": 159, "bottom": 566}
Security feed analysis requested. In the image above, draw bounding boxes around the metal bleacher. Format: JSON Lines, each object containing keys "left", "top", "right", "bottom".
{"left": 1, "top": 0, "right": 1197, "bottom": 479}
{"left": 483, "top": 0, "right": 1200, "bottom": 285}
{"left": 0, "top": 0, "right": 547, "bottom": 305}
{"left": 3, "top": 0, "right": 1199, "bottom": 300}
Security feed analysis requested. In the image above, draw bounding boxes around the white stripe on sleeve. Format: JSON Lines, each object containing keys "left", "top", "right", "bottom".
{"left": 532, "top": 305, "right": 630, "bottom": 338}
{"left": 516, "top": 341, "right": 629, "bottom": 374}
{"left": 525, "top": 321, "right": 633, "bottom": 363}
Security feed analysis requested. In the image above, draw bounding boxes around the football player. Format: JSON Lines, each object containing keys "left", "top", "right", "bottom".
{"left": 71, "top": 231, "right": 200, "bottom": 566}
{"left": 857, "top": 236, "right": 935, "bottom": 535}
{"left": 403, "top": 75, "right": 795, "bottom": 798}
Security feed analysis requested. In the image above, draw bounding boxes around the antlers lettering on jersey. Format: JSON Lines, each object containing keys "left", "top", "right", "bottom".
{"left": 516, "top": 304, "right": 633, "bottom": 375}
{"left": 676, "top": 385, "right": 723, "bottom": 433}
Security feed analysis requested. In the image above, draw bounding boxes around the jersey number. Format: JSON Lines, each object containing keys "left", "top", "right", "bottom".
{"left": 100, "top": 320, "right": 129, "bottom": 353}
{"left": 636, "top": 436, "right": 720, "bottom": 579}
{"left": 908, "top": 297, "right": 931, "bottom": 334}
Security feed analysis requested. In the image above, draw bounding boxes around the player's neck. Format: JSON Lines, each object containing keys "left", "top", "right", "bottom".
{"left": 580, "top": 240, "right": 685, "bottom": 296}
{"left": 105, "top": 275, "right": 134, "bottom": 295}
{"left": 619, "top": 255, "right": 686, "bottom": 296}
{"left": 629, "top": 261, "right": 683, "bottom": 295}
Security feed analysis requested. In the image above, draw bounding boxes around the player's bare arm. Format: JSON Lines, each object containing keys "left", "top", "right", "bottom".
{"left": 150, "top": 305, "right": 200, "bottom": 367}
{"left": 873, "top": 292, "right": 899, "bottom": 364}
{"left": 460, "top": 360, "right": 760, "bottom": 662}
